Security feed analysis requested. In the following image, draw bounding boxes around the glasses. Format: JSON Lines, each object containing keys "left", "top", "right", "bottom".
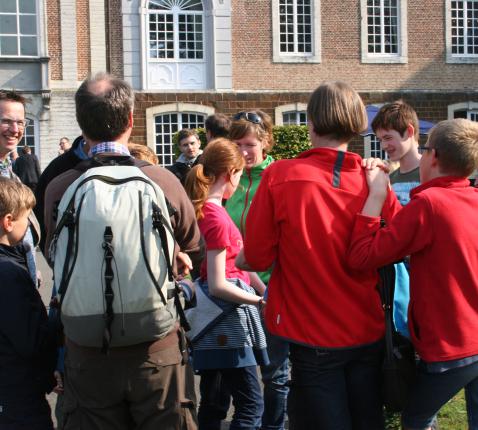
{"left": 233, "top": 111, "right": 263, "bottom": 125}
{"left": 418, "top": 145, "right": 436, "bottom": 155}
{"left": 0, "top": 118, "right": 27, "bottom": 129}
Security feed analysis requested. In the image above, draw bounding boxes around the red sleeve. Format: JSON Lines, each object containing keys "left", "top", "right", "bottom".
{"left": 243, "top": 168, "right": 279, "bottom": 271}
{"left": 200, "top": 211, "right": 230, "bottom": 250}
{"left": 381, "top": 186, "right": 402, "bottom": 222}
{"left": 347, "top": 193, "right": 433, "bottom": 270}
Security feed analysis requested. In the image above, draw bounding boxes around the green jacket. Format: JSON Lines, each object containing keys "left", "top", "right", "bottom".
{"left": 226, "top": 155, "right": 274, "bottom": 283}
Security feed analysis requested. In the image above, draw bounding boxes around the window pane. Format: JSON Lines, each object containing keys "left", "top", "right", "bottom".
{"left": 0, "top": 36, "right": 17, "bottom": 55}
{"left": 20, "top": 36, "right": 37, "bottom": 55}
{"left": 0, "top": 0, "right": 16, "bottom": 13}
{"left": 20, "top": 15, "right": 36, "bottom": 35}
{"left": 0, "top": 15, "right": 17, "bottom": 34}
{"left": 19, "top": 0, "right": 36, "bottom": 13}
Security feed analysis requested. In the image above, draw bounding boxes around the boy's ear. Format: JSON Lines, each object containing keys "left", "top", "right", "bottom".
{"left": 406, "top": 124, "right": 415, "bottom": 140}
{"left": 1, "top": 214, "right": 14, "bottom": 233}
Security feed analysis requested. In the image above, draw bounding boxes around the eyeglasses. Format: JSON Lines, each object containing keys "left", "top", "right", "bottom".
{"left": 0, "top": 118, "right": 27, "bottom": 129}
{"left": 418, "top": 145, "right": 436, "bottom": 155}
{"left": 233, "top": 111, "right": 263, "bottom": 125}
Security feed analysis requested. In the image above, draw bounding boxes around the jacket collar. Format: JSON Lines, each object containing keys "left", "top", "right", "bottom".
{"left": 0, "top": 243, "right": 28, "bottom": 267}
{"left": 410, "top": 176, "right": 471, "bottom": 198}
{"left": 245, "top": 154, "right": 274, "bottom": 177}
{"left": 297, "top": 147, "right": 362, "bottom": 170}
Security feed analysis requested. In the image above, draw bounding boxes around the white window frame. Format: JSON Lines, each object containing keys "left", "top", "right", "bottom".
{"left": 0, "top": 0, "right": 40, "bottom": 58}
{"left": 448, "top": 101, "right": 478, "bottom": 120}
{"left": 363, "top": 134, "right": 389, "bottom": 160}
{"left": 272, "top": 0, "right": 321, "bottom": 63}
{"left": 446, "top": 0, "right": 478, "bottom": 63}
{"left": 275, "top": 103, "right": 308, "bottom": 125}
{"left": 360, "top": 0, "right": 408, "bottom": 64}
{"left": 146, "top": 103, "right": 214, "bottom": 166}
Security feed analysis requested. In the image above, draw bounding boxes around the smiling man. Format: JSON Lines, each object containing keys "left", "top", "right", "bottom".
{"left": 167, "top": 128, "right": 203, "bottom": 185}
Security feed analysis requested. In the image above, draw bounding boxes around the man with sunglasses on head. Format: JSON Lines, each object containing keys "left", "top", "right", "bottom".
{"left": 0, "top": 90, "right": 41, "bottom": 288}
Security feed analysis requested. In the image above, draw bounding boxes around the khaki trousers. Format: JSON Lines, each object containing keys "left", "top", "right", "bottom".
{"left": 62, "top": 328, "right": 197, "bottom": 430}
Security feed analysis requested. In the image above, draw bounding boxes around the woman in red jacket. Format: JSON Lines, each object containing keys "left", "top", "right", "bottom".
{"left": 238, "top": 81, "right": 401, "bottom": 430}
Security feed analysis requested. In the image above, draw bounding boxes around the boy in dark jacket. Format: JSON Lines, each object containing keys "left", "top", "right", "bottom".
{"left": 0, "top": 177, "right": 56, "bottom": 429}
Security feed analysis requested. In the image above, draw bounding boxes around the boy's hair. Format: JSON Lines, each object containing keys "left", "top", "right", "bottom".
{"left": 427, "top": 118, "right": 478, "bottom": 177}
{"left": 0, "top": 177, "right": 35, "bottom": 219}
{"left": 0, "top": 90, "right": 26, "bottom": 107}
{"left": 371, "top": 100, "right": 419, "bottom": 140}
{"left": 205, "top": 114, "right": 231, "bottom": 138}
{"left": 21, "top": 145, "right": 31, "bottom": 155}
{"left": 307, "top": 81, "right": 367, "bottom": 142}
{"left": 128, "top": 142, "right": 159, "bottom": 165}
{"left": 177, "top": 128, "right": 199, "bottom": 145}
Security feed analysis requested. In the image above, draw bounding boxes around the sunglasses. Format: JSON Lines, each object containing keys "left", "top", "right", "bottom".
{"left": 233, "top": 111, "right": 263, "bottom": 125}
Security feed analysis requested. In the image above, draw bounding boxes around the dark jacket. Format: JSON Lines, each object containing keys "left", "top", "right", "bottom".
{"left": 34, "top": 136, "right": 85, "bottom": 254}
{"left": 13, "top": 153, "right": 41, "bottom": 185}
{"left": 0, "top": 244, "right": 57, "bottom": 400}
{"left": 167, "top": 154, "right": 202, "bottom": 185}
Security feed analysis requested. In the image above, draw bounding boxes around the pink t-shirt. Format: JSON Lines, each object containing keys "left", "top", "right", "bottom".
{"left": 198, "top": 202, "right": 250, "bottom": 285}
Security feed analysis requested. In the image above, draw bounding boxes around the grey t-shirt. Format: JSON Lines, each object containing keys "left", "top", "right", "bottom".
{"left": 390, "top": 167, "right": 420, "bottom": 206}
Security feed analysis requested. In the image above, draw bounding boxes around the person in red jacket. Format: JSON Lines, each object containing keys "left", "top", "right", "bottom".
{"left": 347, "top": 118, "right": 478, "bottom": 430}
{"left": 237, "top": 81, "right": 401, "bottom": 430}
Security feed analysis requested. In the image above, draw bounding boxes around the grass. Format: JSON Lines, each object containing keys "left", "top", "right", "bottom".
{"left": 385, "top": 390, "right": 468, "bottom": 429}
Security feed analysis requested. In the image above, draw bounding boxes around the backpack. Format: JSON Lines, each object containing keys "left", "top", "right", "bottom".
{"left": 49, "top": 157, "right": 181, "bottom": 351}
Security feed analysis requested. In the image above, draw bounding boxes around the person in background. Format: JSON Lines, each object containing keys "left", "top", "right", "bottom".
{"left": 128, "top": 142, "right": 159, "bottom": 165}
{"left": 58, "top": 137, "right": 71, "bottom": 155}
{"left": 238, "top": 81, "right": 402, "bottom": 430}
{"left": 205, "top": 113, "right": 231, "bottom": 141}
{"left": 168, "top": 128, "right": 203, "bottom": 184}
{"left": 227, "top": 110, "right": 290, "bottom": 430}
{"left": 13, "top": 145, "right": 41, "bottom": 192}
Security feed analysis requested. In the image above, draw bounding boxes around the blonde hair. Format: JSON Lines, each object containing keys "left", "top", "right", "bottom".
{"left": 128, "top": 142, "right": 159, "bottom": 165}
{"left": 185, "top": 138, "right": 245, "bottom": 220}
{"left": 307, "top": 81, "right": 367, "bottom": 142}
{"left": 427, "top": 119, "right": 478, "bottom": 177}
{"left": 0, "top": 177, "right": 35, "bottom": 219}
{"left": 229, "top": 110, "right": 275, "bottom": 153}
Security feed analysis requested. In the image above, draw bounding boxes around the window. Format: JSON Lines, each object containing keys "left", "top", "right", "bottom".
{"left": 364, "top": 135, "right": 389, "bottom": 160}
{"left": 18, "top": 117, "right": 36, "bottom": 152}
{"left": 154, "top": 112, "right": 205, "bottom": 166}
{"left": 272, "top": 0, "right": 321, "bottom": 63}
{"left": 446, "top": 1, "right": 478, "bottom": 62}
{"left": 283, "top": 111, "right": 307, "bottom": 125}
{"left": 360, "top": 0, "right": 407, "bottom": 63}
{"left": 146, "top": 103, "right": 214, "bottom": 166}
{"left": 0, "top": 0, "right": 38, "bottom": 56}
{"left": 448, "top": 102, "right": 478, "bottom": 120}
{"left": 145, "top": 0, "right": 207, "bottom": 89}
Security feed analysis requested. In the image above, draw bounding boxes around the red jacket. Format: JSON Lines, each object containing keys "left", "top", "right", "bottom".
{"left": 244, "top": 148, "right": 401, "bottom": 348}
{"left": 348, "top": 176, "right": 478, "bottom": 362}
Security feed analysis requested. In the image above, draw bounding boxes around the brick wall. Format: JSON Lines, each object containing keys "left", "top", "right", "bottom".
{"left": 76, "top": 0, "right": 91, "bottom": 80}
{"left": 131, "top": 90, "right": 478, "bottom": 156}
{"left": 107, "top": 0, "right": 124, "bottom": 78}
{"left": 231, "top": 0, "right": 478, "bottom": 92}
{"left": 47, "top": 0, "right": 62, "bottom": 80}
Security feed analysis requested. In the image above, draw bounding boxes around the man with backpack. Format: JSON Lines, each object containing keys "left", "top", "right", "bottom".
{"left": 43, "top": 73, "right": 203, "bottom": 429}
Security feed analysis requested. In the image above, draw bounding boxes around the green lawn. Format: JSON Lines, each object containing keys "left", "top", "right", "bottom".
{"left": 385, "top": 390, "right": 468, "bottom": 429}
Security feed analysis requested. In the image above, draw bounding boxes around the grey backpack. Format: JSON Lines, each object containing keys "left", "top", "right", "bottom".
{"left": 50, "top": 159, "right": 184, "bottom": 350}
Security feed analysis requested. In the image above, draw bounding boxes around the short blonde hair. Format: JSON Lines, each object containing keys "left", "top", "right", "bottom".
{"left": 307, "top": 81, "right": 367, "bottom": 142}
{"left": 0, "top": 177, "right": 35, "bottom": 219}
{"left": 427, "top": 119, "right": 478, "bottom": 177}
{"left": 128, "top": 143, "right": 159, "bottom": 165}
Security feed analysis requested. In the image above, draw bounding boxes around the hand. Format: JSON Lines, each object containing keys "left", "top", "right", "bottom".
{"left": 176, "top": 251, "right": 193, "bottom": 279}
{"left": 53, "top": 371, "right": 64, "bottom": 394}
{"left": 365, "top": 166, "right": 390, "bottom": 200}
{"left": 361, "top": 157, "right": 391, "bottom": 173}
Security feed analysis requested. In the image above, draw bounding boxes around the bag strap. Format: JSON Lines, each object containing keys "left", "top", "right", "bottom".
{"left": 378, "top": 263, "right": 396, "bottom": 362}
{"left": 101, "top": 226, "right": 115, "bottom": 354}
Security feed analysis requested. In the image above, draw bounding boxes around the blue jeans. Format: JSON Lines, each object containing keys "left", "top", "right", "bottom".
{"left": 403, "top": 359, "right": 478, "bottom": 429}
{"left": 260, "top": 329, "right": 289, "bottom": 430}
{"left": 198, "top": 366, "right": 263, "bottom": 430}
{"left": 288, "top": 341, "right": 384, "bottom": 430}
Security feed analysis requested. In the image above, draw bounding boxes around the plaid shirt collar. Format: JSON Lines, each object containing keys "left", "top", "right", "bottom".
{"left": 88, "top": 142, "right": 131, "bottom": 158}
{"left": 0, "top": 156, "right": 12, "bottom": 178}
